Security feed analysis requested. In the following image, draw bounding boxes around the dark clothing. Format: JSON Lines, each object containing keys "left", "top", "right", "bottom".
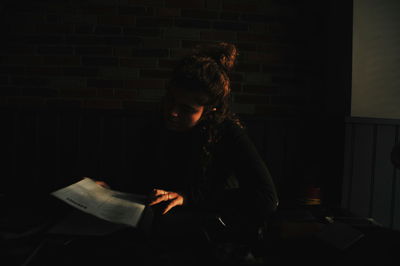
{"left": 107, "top": 112, "right": 278, "bottom": 229}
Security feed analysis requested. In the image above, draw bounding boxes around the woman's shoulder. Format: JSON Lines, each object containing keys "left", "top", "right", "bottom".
{"left": 219, "top": 118, "right": 247, "bottom": 140}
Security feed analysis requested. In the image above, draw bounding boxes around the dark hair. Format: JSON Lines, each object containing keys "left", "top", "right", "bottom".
{"left": 168, "top": 42, "right": 243, "bottom": 136}
{"left": 167, "top": 42, "right": 244, "bottom": 201}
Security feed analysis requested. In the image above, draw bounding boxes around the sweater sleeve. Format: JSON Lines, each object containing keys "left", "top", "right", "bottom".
{"left": 228, "top": 126, "right": 279, "bottom": 219}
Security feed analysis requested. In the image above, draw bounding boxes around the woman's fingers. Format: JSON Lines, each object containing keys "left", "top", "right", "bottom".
{"left": 148, "top": 193, "right": 170, "bottom": 206}
{"left": 95, "top": 181, "right": 110, "bottom": 189}
{"left": 162, "top": 197, "right": 183, "bottom": 215}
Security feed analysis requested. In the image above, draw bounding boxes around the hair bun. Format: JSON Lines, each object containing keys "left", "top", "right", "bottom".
{"left": 193, "top": 42, "right": 238, "bottom": 72}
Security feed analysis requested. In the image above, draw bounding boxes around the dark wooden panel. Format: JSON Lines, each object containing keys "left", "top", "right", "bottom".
{"left": 97, "top": 115, "right": 124, "bottom": 182}
{"left": 76, "top": 113, "right": 102, "bottom": 179}
{"left": 372, "top": 125, "right": 397, "bottom": 227}
{"left": 342, "top": 123, "right": 354, "bottom": 209}
{"left": 350, "top": 124, "right": 374, "bottom": 217}
{"left": 264, "top": 120, "right": 286, "bottom": 199}
{"left": 0, "top": 110, "right": 16, "bottom": 194}
{"left": 14, "top": 112, "right": 38, "bottom": 192}
{"left": 58, "top": 112, "right": 80, "bottom": 187}
{"left": 36, "top": 111, "right": 59, "bottom": 193}
{"left": 392, "top": 128, "right": 400, "bottom": 230}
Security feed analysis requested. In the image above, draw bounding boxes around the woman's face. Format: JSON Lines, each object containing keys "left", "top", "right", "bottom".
{"left": 163, "top": 86, "right": 207, "bottom": 131}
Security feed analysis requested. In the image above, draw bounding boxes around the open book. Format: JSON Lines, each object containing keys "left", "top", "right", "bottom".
{"left": 51, "top": 177, "right": 146, "bottom": 228}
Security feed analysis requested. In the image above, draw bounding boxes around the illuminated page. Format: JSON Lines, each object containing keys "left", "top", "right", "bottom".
{"left": 51, "top": 177, "right": 146, "bottom": 227}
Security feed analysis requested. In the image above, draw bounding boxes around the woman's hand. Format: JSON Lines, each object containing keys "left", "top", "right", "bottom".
{"left": 94, "top": 180, "right": 110, "bottom": 189}
{"left": 148, "top": 188, "right": 185, "bottom": 215}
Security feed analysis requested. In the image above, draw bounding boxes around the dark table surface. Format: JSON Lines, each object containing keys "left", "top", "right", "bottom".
{"left": 2, "top": 197, "right": 400, "bottom": 266}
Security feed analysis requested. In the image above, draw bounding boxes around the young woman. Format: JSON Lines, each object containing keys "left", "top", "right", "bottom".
{"left": 99, "top": 42, "right": 279, "bottom": 262}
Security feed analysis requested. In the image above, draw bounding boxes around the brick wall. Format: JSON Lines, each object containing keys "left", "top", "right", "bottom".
{"left": 0, "top": 0, "right": 328, "bottom": 116}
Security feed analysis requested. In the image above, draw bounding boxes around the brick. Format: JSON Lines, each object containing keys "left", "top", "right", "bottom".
{"left": 138, "top": 88, "right": 165, "bottom": 100}
{"left": 97, "top": 88, "right": 115, "bottom": 97}
{"left": 46, "top": 98, "right": 82, "bottom": 109}
{"left": 37, "top": 46, "right": 74, "bottom": 55}
{"left": 124, "top": 79, "right": 165, "bottom": 89}
{"left": 104, "top": 36, "right": 142, "bottom": 46}
{"left": 245, "top": 52, "right": 285, "bottom": 64}
{"left": 1, "top": 46, "right": 36, "bottom": 55}
{"left": 234, "top": 94, "right": 269, "bottom": 104}
{"left": 114, "top": 88, "right": 138, "bottom": 99}
{"left": 254, "top": 105, "right": 297, "bottom": 117}
{"left": 122, "top": 100, "right": 159, "bottom": 112}
{"left": 3, "top": 56, "right": 44, "bottom": 65}
{"left": 118, "top": 6, "right": 152, "bottom": 16}
{"left": 181, "top": 40, "right": 212, "bottom": 49}
{"left": 272, "top": 95, "right": 301, "bottom": 106}
{"left": 82, "top": 56, "right": 119, "bottom": 66}
{"left": 237, "top": 32, "right": 272, "bottom": 43}
{"left": 59, "top": 88, "right": 97, "bottom": 97}
{"left": 94, "top": 25, "right": 122, "bottom": 35}
{"left": 231, "top": 102, "right": 255, "bottom": 114}
{"left": 36, "top": 23, "right": 74, "bottom": 34}
{"left": 62, "top": 14, "right": 97, "bottom": 24}
{"left": 220, "top": 12, "right": 240, "bottom": 21}
{"left": 99, "top": 67, "right": 139, "bottom": 79}
{"left": 0, "top": 67, "right": 25, "bottom": 75}
{"left": 236, "top": 43, "right": 258, "bottom": 52}
{"left": 66, "top": 35, "right": 107, "bottom": 46}
{"left": 235, "top": 63, "right": 260, "bottom": 72}
{"left": 140, "top": 69, "right": 172, "bottom": 79}
{"left": 230, "top": 82, "right": 242, "bottom": 92}
{"left": 166, "top": 0, "right": 205, "bottom": 8}
{"left": 181, "top": 9, "right": 219, "bottom": 19}
{"left": 98, "top": 15, "right": 136, "bottom": 25}
{"left": 20, "top": 87, "right": 58, "bottom": 97}
{"left": 117, "top": 0, "right": 164, "bottom": 7}
{"left": 200, "top": 31, "right": 236, "bottom": 42}
{"left": 170, "top": 48, "right": 192, "bottom": 58}
{"left": 43, "top": 56, "right": 81, "bottom": 66}
{"left": 114, "top": 47, "right": 132, "bottom": 57}
{"left": 0, "top": 77, "right": 8, "bottom": 85}
{"left": 79, "top": 5, "right": 118, "bottom": 15}
{"left": 175, "top": 19, "right": 210, "bottom": 29}
{"left": 136, "top": 18, "right": 173, "bottom": 27}
{"left": 245, "top": 72, "right": 272, "bottom": 85}
{"left": 87, "top": 79, "right": 124, "bottom": 88}
{"left": 12, "top": 77, "right": 49, "bottom": 87}
{"left": 120, "top": 58, "right": 157, "bottom": 68}
{"left": 62, "top": 67, "right": 99, "bottom": 77}
{"left": 75, "top": 24, "right": 94, "bottom": 34}
{"left": 158, "top": 59, "right": 179, "bottom": 69}
{"left": 212, "top": 21, "right": 248, "bottom": 31}
{"left": 155, "top": 7, "right": 180, "bottom": 17}
{"left": 84, "top": 99, "right": 121, "bottom": 109}
{"left": 7, "top": 97, "right": 45, "bottom": 108}
{"left": 141, "top": 39, "right": 180, "bottom": 49}
{"left": 242, "top": 85, "right": 278, "bottom": 94}
{"left": 123, "top": 27, "right": 161, "bottom": 37}
{"left": 229, "top": 73, "right": 243, "bottom": 82}
{"left": 221, "top": 0, "right": 261, "bottom": 13}
{"left": 131, "top": 49, "right": 169, "bottom": 57}
{"left": 0, "top": 87, "right": 19, "bottom": 96}
{"left": 24, "top": 67, "right": 62, "bottom": 76}
{"left": 164, "top": 27, "right": 200, "bottom": 40}
{"left": 75, "top": 46, "right": 113, "bottom": 56}
{"left": 8, "top": 35, "right": 64, "bottom": 45}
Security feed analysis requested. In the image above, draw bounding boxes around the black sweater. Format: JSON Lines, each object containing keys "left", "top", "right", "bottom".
{"left": 108, "top": 113, "right": 279, "bottom": 226}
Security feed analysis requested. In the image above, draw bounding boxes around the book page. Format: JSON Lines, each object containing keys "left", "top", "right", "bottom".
{"left": 51, "top": 178, "right": 146, "bottom": 227}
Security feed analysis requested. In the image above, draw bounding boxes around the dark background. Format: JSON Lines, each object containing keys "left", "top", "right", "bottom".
{"left": 0, "top": 0, "right": 352, "bottom": 219}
